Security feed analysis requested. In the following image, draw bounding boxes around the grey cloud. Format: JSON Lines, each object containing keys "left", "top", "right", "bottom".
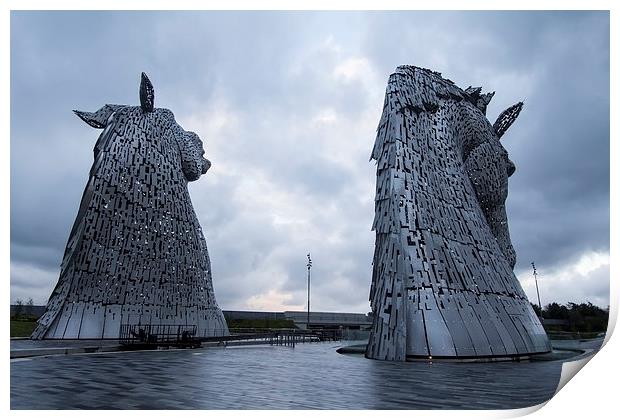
{"left": 358, "top": 10, "right": 610, "bottom": 279}
{"left": 10, "top": 11, "right": 609, "bottom": 309}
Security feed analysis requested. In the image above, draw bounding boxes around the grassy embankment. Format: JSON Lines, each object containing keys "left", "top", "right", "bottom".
{"left": 10, "top": 318, "right": 37, "bottom": 337}
{"left": 9, "top": 317, "right": 295, "bottom": 337}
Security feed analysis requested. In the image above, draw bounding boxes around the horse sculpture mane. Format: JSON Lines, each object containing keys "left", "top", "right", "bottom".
{"left": 367, "top": 65, "right": 550, "bottom": 360}
{"left": 32, "top": 73, "right": 228, "bottom": 339}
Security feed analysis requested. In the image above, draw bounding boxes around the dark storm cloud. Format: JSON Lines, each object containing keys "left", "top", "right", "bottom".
{"left": 359, "top": 10, "right": 610, "bottom": 282}
{"left": 10, "top": 11, "right": 609, "bottom": 310}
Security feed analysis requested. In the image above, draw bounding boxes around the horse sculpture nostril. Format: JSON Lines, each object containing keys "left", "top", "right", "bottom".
{"left": 202, "top": 159, "right": 211, "bottom": 174}
{"left": 507, "top": 160, "right": 516, "bottom": 177}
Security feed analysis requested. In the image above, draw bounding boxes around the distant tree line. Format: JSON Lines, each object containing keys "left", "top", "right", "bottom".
{"left": 11, "top": 298, "right": 37, "bottom": 321}
{"left": 531, "top": 301, "right": 609, "bottom": 333}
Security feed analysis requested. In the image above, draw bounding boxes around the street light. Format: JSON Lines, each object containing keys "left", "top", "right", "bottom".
{"left": 307, "top": 253, "right": 312, "bottom": 330}
{"left": 532, "top": 261, "right": 542, "bottom": 318}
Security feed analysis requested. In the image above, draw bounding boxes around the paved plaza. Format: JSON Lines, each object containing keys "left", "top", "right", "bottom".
{"left": 9, "top": 340, "right": 586, "bottom": 409}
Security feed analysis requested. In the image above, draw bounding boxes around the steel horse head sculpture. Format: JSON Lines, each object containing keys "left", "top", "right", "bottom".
{"left": 32, "top": 73, "right": 228, "bottom": 339}
{"left": 367, "top": 66, "right": 550, "bottom": 361}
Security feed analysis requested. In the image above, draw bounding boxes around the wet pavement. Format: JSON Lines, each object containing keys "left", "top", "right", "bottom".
{"left": 9, "top": 340, "right": 579, "bottom": 409}
{"left": 10, "top": 339, "right": 120, "bottom": 350}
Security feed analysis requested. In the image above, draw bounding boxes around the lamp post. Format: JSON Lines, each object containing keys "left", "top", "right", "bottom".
{"left": 307, "top": 253, "right": 312, "bottom": 330}
{"left": 532, "top": 261, "right": 542, "bottom": 318}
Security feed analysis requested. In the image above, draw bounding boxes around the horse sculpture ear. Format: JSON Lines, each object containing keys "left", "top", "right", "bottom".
{"left": 140, "top": 72, "right": 155, "bottom": 113}
{"left": 479, "top": 92, "right": 495, "bottom": 107}
{"left": 493, "top": 102, "right": 524, "bottom": 139}
{"left": 465, "top": 87, "right": 495, "bottom": 115}
{"left": 73, "top": 104, "right": 124, "bottom": 129}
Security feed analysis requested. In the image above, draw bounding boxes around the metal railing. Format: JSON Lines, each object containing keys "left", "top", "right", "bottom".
{"left": 209, "top": 330, "right": 318, "bottom": 347}
{"left": 119, "top": 325, "right": 344, "bottom": 349}
{"left": 119, "top": 324, "right": 199, "bottom": 346}
{"left": 228, "top": 328, "right": 343, "bottom": 342}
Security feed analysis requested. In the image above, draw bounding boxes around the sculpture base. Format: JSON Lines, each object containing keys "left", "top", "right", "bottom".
{"left": 405, "top": 350, "right": 552, "bottom": 363}
{"left": 339, "top": 344, "right": 559, "bottom": 363}
{"left": 32, "top": 302, "right": 229, "bottom": 340}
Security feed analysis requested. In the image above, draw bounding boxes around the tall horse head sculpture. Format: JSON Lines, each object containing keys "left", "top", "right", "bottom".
{"left": 367, "top": 66, "right": 550, "bottom": 361}
{"left": 32, "top": 73, "right": 228, "bottom": 339}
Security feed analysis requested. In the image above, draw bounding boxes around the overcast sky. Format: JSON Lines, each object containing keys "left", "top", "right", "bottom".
{"left": 10, "top": 11, "right": 609, "bottom": 312}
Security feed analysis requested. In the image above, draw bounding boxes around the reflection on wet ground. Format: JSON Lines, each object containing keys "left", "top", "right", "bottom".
{"left": 10, "top": 340, "right": 580, "bottom": 409}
